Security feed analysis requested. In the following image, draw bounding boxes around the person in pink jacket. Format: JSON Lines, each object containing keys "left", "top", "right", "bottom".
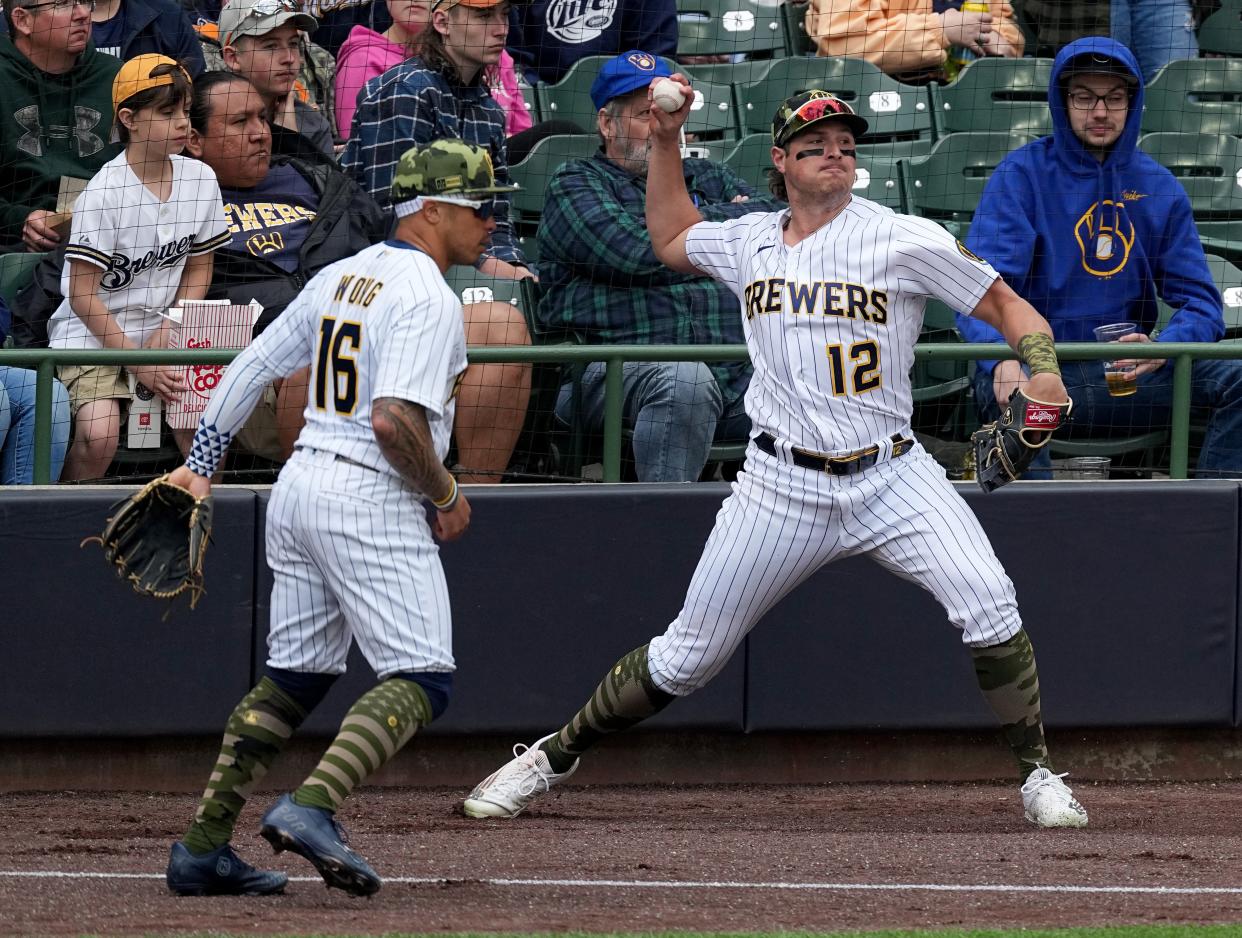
{"left": 334, "top": 0, "right": 532, "bottom": 140}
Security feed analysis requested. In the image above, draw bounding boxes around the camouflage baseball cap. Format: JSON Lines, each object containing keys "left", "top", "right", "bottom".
{"left": 772, "top": 91, "right": 868, "bottom": 147}
{"left": 390, "top": 140, "right": 519, "bottom": 205}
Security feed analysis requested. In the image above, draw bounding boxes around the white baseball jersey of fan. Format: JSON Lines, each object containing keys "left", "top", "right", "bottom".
{"left": 47, "top": 153, "right": 230, "bottom": 349}
{"left": 184, "top": 239, "right": 467, "bottom": 676}
{"left": 686, "top": 197, "right": 998, "bottom": 454}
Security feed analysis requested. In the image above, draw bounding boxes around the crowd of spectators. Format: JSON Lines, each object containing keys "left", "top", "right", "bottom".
{"left": 0, "top": 0, "right": 1235, "bottom": 483}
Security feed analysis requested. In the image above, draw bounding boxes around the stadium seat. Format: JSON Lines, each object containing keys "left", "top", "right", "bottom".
{"left": 911, "top": 299, "right": 972, "bottom": 441}
{"left": 508, "top": 133, "right": 599, "bottom": 262}
{"left": 733, "top": 56, "right": 934, "bottom": 147}
{"left": 1196, "top": 0, "right": 1242, "bottom": 57}
{"left": 0, "top": 251, "right": 45, "bottom": 309}
{"left": 779, "top": 0, "right": 815, "bottom": 56}
{"left": 898, "top": 132, "right": 1036, "bottom": 240}
{"left": 1139, "top": 133, "right": 1242, "bottom": 219}
{"left": 1138, "top": 132, "right": 1242, "bottom": 264}
{"left": 676, "top": 0, "right": 786, "bottom": 62}
{"left": 929, "top": 57, "right": 1055, "bottom": 139}
{"left": 1141, "top": 58, "right": 1242, "bottom": 136}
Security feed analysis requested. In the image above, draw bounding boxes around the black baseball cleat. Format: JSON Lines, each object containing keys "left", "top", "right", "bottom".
{"left": 259, "top": 794, "right": 381, "bottom": 897}
{"left": 165, "top": 841, "right": 288, "bottom": 896}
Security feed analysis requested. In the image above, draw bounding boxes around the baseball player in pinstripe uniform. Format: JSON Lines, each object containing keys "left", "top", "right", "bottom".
{"left": 464, "top": 88, "right": 1089, "bottom": 829}
{"left": 163, "top": 139, "right": 513, "bottom": 897}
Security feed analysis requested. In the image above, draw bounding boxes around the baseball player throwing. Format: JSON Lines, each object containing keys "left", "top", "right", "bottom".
{"left": 163, "top": 140, "right": 514, "bottom": 897}
{"left": 464, "top": 86, "right": 1088, "bottom": 829}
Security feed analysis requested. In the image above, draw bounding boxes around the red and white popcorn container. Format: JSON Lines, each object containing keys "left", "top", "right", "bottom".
{"left": 164, "top": 299, "right": 264, "bottom": 430}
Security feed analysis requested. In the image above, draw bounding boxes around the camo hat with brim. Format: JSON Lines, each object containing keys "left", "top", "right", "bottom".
{"left": 390, "top": 140, "right": 519, "bottom": 216}
{"left": 772, "top": 90, "right": 868, "bottom": 147}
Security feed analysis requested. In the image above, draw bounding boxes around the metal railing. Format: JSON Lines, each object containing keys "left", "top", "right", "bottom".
{"left": 2, "top": 341, "right": 1240, "bottom": 483}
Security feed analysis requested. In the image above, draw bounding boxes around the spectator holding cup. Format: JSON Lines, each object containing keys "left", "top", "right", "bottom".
{"left": 959, "top": 38, "right": 1242, "bottom": 479}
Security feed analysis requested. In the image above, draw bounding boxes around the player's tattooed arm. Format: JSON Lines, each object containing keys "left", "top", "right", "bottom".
{"left": 372, "top": 397, "right": 457, "bottom": 506}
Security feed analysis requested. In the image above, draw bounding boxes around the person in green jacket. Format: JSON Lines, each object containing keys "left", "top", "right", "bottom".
{"left": 0, "top": 0, "right": 122, "bottom": 252}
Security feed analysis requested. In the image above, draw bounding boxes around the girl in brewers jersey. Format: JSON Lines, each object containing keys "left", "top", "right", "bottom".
{"left": 464, "top": 87, "right": 1090, "bottom": 830}
{"left": 161, "top": 140, "right": 502, "bottom": 898}
{"left": 48, "top": 54, "right": 230, "bottom": 481}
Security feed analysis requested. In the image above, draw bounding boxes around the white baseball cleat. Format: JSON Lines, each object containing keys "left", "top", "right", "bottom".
{"left": 1021, "top": 766, "right": 1089, "bottom": 828}
{"left": 463, "top": 733, "right": 579, "bottom": 819}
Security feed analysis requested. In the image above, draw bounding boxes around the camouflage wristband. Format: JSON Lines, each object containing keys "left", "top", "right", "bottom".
{"left": 1017, "top": 332, "right": 1061, "bottom": 378}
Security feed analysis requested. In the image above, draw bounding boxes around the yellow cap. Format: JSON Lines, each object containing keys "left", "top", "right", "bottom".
{"left": 112, "top": 54, "right": 190, "bottom": 114}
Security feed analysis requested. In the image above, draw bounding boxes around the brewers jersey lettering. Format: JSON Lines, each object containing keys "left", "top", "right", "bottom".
{"left": 185, "top": 239, "right": 467, "bottom": 676}
{"left": 48, "top": 153, "right": 230, "bottom": 349}
{"left": 686, "top": 198, "right": 998, "bottom": 456}
{"left": 645, "top": 197, "right": 1021, "bottom": 697}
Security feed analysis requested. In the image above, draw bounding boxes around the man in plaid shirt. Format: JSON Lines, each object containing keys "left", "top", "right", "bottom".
{"left": 340, "top": 0, "right": 532, "bottom": 482}
{"left": 341, "top": 0, "right": 528, "bottom": 279}
{"left": 538, "top": 52, "right": 780, "bottom": 482}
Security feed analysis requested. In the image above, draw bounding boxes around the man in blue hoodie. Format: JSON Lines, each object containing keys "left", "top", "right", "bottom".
{"left": 958, "top": 37, "right": 1242, "bottom": 479}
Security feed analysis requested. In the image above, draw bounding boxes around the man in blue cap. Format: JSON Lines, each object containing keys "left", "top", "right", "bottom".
{"left": 534, "top": 50, "right": 780, "bottom": 482}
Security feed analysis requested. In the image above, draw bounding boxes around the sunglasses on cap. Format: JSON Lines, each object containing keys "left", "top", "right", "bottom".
{"left": 246, "top": 0, "right": 301, "bottom": 14}
{"left": 424, "top": 196, "right": 497, "bottom": 220}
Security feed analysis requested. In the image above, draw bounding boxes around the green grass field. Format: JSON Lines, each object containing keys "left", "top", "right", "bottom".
{"left": 115, "top": 928, "right": 1242, "bottom": 938}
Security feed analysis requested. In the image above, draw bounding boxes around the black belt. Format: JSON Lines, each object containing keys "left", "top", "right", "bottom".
{"left": 755, "top": 432, "right": 913, "bottom": 476}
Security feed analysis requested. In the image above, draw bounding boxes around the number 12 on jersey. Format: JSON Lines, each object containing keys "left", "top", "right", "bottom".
{"left": 316, "top": 316, "right": 363, "bottom": 416}
{"left": 825, "top": 340, "right": 882, "bottom": 396}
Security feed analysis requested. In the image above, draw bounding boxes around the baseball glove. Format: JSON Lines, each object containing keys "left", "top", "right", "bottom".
{"left": 972, "top": 389, "right": 1072, "bottom": 493}
{"left": 85, "top": 475, "right": 213, "bottom": 608}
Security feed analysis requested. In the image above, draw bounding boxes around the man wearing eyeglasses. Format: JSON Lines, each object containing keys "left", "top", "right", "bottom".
{"left": 0, "top": 0, "right": 121, "bottom": 252}
{"left": 959, "top": 37, "right": 1242, "bottom": 479}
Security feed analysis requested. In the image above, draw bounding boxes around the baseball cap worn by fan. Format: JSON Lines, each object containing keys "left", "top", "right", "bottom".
{"left": 772, "top": 90, "right": 868, "bottom": 147}
{"left": 390, "top": 139, "right": 519, "bottom": 219}
{"left": 590, "top": 50, "right": 672, "bottom": 111}
{"left": 219, "top": 0, "right": 317, "bottom": 46}
{"left": 111, "top": 54, "right": 192, "bottom": 142}
{"left": 1061, "top": 51, "right": 1139, "bottom": 87}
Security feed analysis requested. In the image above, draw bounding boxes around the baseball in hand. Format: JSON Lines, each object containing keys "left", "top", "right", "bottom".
{"left": 651, "top": 77, "right": 687, "bottom": 113}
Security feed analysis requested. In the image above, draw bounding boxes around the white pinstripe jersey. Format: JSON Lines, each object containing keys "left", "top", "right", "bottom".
{"left": 187, "top": 240, "right": 467, "bottom": 483}
{"left": 685, "top": 197, "right": 999, "bottom": 455}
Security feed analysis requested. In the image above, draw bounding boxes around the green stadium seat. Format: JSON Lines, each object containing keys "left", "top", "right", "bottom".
{"left": 676, "top": 0, "right": 786, "bottom": 61}
{"left": 1196, "top": 0, "right": 1242, "bottom": 57}
{"left": 911, "top": 298, "right": 972, "bottom": 441}
{"left": 508, "top": 133, "right": 599, "bottom": 262}
{"left": 898, "top": 132, "right": 1035, "bottom": 240}
{"left": 733, "top": 56, "right": 934, "bottom": 146}
{"left": 0, "top": 251, "right": 45, "bottom": 309}
{"left": 1138, "top": 133, "right": 1242, "bottom": 263}
{"left": 1139, "top": 132, "right": 1242, "bottom": 219}
{"left": 929, "top": 57, "right": 1054, "bottom": 139}
{"left": 1141, "top": 58, "right": 1242, "bottom": 136}
{"left": 779, "top": 0, "right": 815, "bottom": 56}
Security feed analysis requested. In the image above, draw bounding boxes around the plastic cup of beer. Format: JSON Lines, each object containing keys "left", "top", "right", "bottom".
{"left": 1093, "top": 322, "right": 1139, "bottom": 397}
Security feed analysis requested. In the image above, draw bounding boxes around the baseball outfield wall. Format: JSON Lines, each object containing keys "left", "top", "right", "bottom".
{"left": 1, "top": 481, "right": 1237, "bottom": 741}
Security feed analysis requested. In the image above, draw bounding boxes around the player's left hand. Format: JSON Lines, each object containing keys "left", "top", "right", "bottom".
{"left": 1113, "top": 331, "right": 1166, "bottom": 378}
{"left": 1024, "top": 370, "right": 1070, "bottom": 407}
{"left": 167, "top": 464, "right": 212, "bottom": 501}
{"left": 648, "top": 74, "right": 694, "bottom": 145}
{"left": 433, "top": 492, "right": 471, "bottom": 542}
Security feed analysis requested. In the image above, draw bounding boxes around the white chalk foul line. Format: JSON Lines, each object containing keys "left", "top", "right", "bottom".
{"left": 1, "top": 871, "right": 1241, "bottom": 895}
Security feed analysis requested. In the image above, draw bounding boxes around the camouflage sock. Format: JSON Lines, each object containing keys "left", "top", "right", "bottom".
{"left": 541, "top": 644, "right": 675, "bottom": 774}
{"left": 970, "top": 628, "right": 1054, "bottom": 781}
{"left": 182, "top": 677, "right": 307, "bottom": 855}
{"left": 292, "top": 678, "right": 431, "bottom": 812}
